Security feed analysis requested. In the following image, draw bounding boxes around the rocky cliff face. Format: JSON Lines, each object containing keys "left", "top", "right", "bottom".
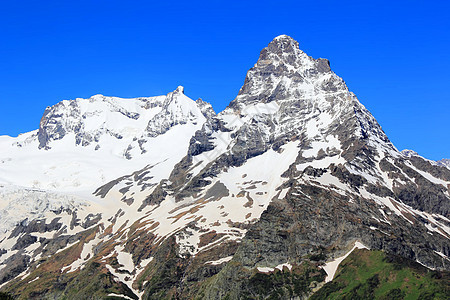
{"left": 0, "top": 35, "right": 449, "bottom": 299}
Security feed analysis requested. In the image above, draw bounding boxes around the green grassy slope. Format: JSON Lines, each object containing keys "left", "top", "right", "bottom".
{"left": 311, "top": 249, "right": 450, "bottom": 300}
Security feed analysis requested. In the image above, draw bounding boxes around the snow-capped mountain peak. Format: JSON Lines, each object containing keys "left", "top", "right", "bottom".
{"left": 0, "top": 87, "right": 211, "bottom": 192}
{"left": 145, "top": 86, "right": 210, "bottom": 137}
{"left": 221, "top": 35, "right": 395, "bottom": 174}
{"left": 32, "top": 86, "right": 211, "bottom": 151}
{"left": 1, "top": 35, "right": 449, "bottom": 299}
{"left": 173, "top": 85, "right": 184, "bottom": 94}
{"left": 231, "top": 34, "right": 334, "bottom": 108}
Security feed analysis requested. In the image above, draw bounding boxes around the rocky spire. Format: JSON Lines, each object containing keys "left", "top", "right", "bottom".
{"left": 229, "top": 35, "right": 334, "bottom": 109}
{"left": 224, "top": 35, "right": 394, "bottom": 168}
{"left": 263, "top": 34, "right": 301, "bottom": 57}
{"left": 174, "top": 85, "right": 185, "bottom": 94}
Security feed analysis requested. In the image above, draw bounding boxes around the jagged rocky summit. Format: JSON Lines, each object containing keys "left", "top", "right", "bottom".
{"left": 0, "top": 35, "right": 449, "bottom": 299}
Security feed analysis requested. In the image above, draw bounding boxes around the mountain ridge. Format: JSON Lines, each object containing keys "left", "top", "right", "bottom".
{"left": 0, "top": 35, "right": 449, "bottom": 299}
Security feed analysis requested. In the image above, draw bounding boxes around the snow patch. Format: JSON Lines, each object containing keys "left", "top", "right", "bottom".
{"left": 322, "top": 241, "right": 369, "bottom": 283}
{"left": 205, "top": 256, "right": 233, "bottom": 265}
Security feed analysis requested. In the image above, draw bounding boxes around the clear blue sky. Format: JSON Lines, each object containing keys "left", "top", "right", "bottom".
{"left": 0, "top": 1, "right": 449, "bottom": 160}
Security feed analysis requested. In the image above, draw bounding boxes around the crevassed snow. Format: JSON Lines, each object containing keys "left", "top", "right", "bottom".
{"left": 0, "top": 90, "right": 209, "bottom": 259}
{"left": 0, "top": 126, "right": 200, "bottom": 193}
{"left": 0, "top": 91, "right": 206, "bottom": 194}
{"left": 0, "top": 185, "right": 86, "bottom": 238}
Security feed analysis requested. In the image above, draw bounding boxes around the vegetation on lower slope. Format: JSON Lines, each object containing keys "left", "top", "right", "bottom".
{"left": 238, "top": 262, "right": 326, "bottom": 299}
{"left": 0, "top": 225, "right": 136, "bottom": 300}
{"left": 196, "top": 259, "right": 327, "bottom": 299}
{"left": 311, "top": 249, "right": 450, "bottom": 300}
{"left": 1, "top": 230, "right": 448, "bottom": 300}
{"left": 0, "top": 292, "right": 14, "bottom": 300}
{"left": 197, "top": 248, "right": 449, "bottom": 300}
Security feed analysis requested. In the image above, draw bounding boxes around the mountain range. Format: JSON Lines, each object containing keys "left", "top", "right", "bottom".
{"left": 0, "top": 35, "right": 449, "bottom": 299}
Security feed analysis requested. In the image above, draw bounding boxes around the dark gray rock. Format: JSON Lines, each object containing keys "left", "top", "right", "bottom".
{"left": 12, "top": 234, "right": 37, "bottom": 251}
{"left": 0, "top": 253, "right": 30, "bottom": 285}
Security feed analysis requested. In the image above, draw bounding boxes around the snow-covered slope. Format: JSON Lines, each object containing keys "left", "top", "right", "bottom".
{"left": 0, "top": 86, "right": 210, "bottom": 192}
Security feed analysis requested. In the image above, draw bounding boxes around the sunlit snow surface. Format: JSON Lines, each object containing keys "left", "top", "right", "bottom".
{"left": 0, "top": 90, "right": 207, "bottom": 246}
{"left": 0, "top": 185, "right": 87, "bottom": 235}
{"left": 0, "top": 36, "right": 449, "bottom": 299}
{"left": 0, "top": 91, "right": 205, "bottom": 193}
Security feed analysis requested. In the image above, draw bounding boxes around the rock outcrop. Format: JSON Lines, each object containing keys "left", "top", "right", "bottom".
{"left": 0, "top": 35, "right": 449, "bottom": 299}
